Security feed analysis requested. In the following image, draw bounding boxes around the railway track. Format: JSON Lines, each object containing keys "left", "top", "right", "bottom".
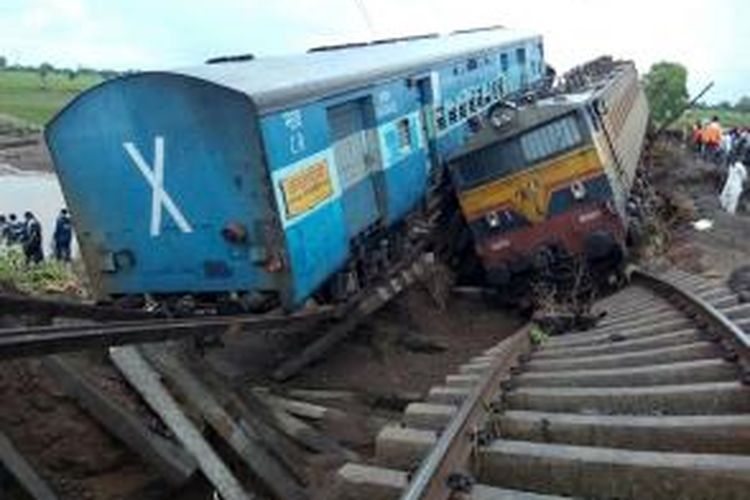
{"left": 337, "top": 267, "right": 750, "bottom": 499}
{"left": 0, "top": 306, "right": 336, "bottom": 358}
{"left": 0, "top": 253, "right": 433, "bottom": 377}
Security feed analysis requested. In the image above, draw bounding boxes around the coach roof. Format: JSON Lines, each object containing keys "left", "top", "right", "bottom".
{"left": 174, "top": 28, "right": 541, "bottom": 114}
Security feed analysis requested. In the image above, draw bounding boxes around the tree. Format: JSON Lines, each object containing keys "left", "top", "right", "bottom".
{"left": 735, "top": 96, "right": 750, "bottom": 113}
{"left": 717, "top": 100, "right": 733, "bottom": 111}
{"left": 0, "top": 56, "right": 6, "bottom": 69}
{"left": 643, "top": 62, "right": 689, "bottom": 128}
{"left": 38, "top": 62, "right": 54, "bottom": 89}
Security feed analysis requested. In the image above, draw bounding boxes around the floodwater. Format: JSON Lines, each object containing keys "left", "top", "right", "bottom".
{"left": 0, "top": 163, "right": 77, "bottom": 257}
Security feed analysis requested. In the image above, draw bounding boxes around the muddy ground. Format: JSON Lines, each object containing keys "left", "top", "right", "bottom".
{"left": 0, "top": 356, "right": 166, "bottom": 500}
{"left": 0, "top": 132, "right": 52, "bottom": 173}
{"left": 209, "top": 287, "right": 522, "bottom": 394}
{"left": 647, "top": 141, "right": 750, "bottom": 280}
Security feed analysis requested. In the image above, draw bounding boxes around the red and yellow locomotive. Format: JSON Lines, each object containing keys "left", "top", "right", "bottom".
{"left": 449, "top": 59, "right": 649, "bottom": 292}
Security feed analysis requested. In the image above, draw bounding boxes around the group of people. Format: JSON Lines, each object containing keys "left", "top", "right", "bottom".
{"left": 688, "top": 117, "right": 749, "bottom": 215}
{"left": 0, "top": 209, "right": 73, "bottom": 264}
{"left": 690, "top": 117, "right": 750, "bottom": 166}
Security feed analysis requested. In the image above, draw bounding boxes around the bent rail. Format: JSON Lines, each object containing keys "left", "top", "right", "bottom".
{"left": 632, "top": 269, "right": 749, "bottom": 352}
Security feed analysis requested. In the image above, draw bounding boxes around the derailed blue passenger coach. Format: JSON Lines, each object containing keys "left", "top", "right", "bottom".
{"left": 45, "top": 28, "right": 545, "bottom": 308}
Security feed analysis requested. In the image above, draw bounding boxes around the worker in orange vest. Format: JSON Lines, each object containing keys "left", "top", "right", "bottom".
{"left": 703, "top": 116, "right": 723, "bottom": 163}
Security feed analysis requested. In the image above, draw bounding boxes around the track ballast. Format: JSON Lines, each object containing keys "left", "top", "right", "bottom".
{"left": 337, "top": 267, "right": 750, "bottom": 500}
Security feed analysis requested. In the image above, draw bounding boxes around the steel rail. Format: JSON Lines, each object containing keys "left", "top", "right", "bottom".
{"left": 632, "top": 269, "right": 749, "bottom": 352}
{"left": 399, "top": 326, "right": 530, "bottom": 500}
{"left": 0, "top": 305, "right": 337, "bottom": 338}
{"left": 0, "top": 293, "right": 159, "bottom": 321}
{"left": 0, "top": 307, "right": 336, "bottom": 359}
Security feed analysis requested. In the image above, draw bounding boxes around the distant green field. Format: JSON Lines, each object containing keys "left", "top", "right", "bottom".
{"left": 674, "top": 108, "right": 750, "bottom": 130}
{"left": 0, "top": 69, "right": 103, "bottom": 127}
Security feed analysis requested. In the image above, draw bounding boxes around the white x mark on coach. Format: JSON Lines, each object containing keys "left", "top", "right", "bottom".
{"left": 123, "top": 136, "right": 193, "bottom": 237}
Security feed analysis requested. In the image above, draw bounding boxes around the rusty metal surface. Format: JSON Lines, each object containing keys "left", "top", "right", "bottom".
{"left": 400, "top": 326, "right": 530, "bottom": 500}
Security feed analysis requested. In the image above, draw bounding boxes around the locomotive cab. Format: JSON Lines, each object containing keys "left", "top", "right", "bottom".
{"left": 447, "top": 60, "right": 648, "bottom": 294}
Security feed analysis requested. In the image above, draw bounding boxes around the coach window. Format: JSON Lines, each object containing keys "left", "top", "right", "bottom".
{"left": 435, "top": 107, "right": 446, "bottom": 130}
{"left": 516, "top": 47, "right": 526, "bottom": 65}
{"left": 435, "top": 106, "right": 447, "bottom": 130}
{"left": 448, "top": 105, "right": 458, "bottom": 125}
{"left": 397, "top": 118, "right": 412, "bottom": 151}
{"left": 493, "top": 80, "right": 503, "bottom": 99}
{"left": 500, "top": 53, "right": 509, "bottom": 72}
{"left": 483, "top": 83, "right": 493, "bottom": 104}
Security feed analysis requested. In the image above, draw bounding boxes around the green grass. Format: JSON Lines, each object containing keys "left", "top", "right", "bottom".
{"left": 0, "top": 69, "right": 103, "bottom": 127}
{"left": 0, "top": 247, "right": 83, "bottom": 295}
{"left": 673, "top": 108, "right": 750, "bottom": 130}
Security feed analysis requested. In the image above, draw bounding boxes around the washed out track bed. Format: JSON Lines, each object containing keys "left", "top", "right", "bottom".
{"left": 338, "top": 268, "right": 750, "bottom": 500}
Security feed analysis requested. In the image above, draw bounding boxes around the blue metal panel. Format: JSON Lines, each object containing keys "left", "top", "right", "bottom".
{"left": 45, "top": 74, "right": 279, "bottom": 298}
{"left": 284, "top": 200, "right": 348, "bottom": 305}
{"left": 431, "top": 44, "right": 526, "bottom": 161}
{"left": 261, "top": 103, "right": 330, "bottom": 171}
{"left": 372, "top": 81, "right": 419, "bottom": 124}
{"left": 378, "top": 153, "right": 428, "bottom": 224}
{"left": 369, "top": 80, "right": 429, "bottom": 225}
{"left": 340, "top": 176, "right": 380, "bottom": 235}
{"left": 259, "top": 107, "right": 350, "bottom": 306}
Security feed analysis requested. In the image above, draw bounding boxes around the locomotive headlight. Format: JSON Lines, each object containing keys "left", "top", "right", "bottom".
{"left": 485, "top": 212, "right": 501, "bottom": 228}
{"left": 571, "top": 181, "right": 587, "bottom": 201}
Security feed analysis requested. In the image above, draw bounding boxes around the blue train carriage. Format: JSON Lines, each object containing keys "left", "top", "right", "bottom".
{"left": 44, "top": 27, "right": 544, "bottom": 310}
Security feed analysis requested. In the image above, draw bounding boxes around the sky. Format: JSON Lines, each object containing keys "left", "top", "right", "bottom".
{"left": 0, "top": 0, "right": 747, "bottom": 103}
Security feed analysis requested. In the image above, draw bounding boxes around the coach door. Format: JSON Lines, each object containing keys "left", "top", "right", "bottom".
{"left": 327, "top": 99, "right": 381, "bottom": 238}
{"left": 414, "top": 76, "right": 440, "bottom": 180}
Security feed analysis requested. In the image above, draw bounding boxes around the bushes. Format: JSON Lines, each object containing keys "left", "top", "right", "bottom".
{"left": 0, "top": 247, "right": 83, "bottom": 295}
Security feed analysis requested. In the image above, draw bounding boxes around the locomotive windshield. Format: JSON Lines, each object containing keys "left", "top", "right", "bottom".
{"left": 519, "top": 114, "right": 583, "bottom": 163}
{"left": 451, "top": 111, "right": 588, "bottom": 191}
